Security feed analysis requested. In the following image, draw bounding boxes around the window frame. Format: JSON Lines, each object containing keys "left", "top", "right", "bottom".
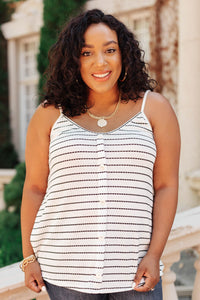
{"left": 18, "top": 35, "right": 39, "bottom": 156}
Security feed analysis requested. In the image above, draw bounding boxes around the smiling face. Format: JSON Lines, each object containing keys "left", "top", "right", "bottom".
{"left": 80, "top": 23, "right": 122, "bottom": 96}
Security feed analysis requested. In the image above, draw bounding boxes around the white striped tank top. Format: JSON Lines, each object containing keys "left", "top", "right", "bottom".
{"left": 30, "top": 90, "right": 162, "bottom": 294}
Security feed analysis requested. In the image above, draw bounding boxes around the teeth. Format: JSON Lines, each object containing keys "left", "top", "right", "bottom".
{"left": 93, "top": 72, "right": 110, "bottom": 78}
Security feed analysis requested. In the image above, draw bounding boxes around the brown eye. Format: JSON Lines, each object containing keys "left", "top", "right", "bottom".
{"left": 106, "top": 48, "right": 116, "bottom": 53}
{"left": 81, "top": 51, "right": 91, "bottom": 57}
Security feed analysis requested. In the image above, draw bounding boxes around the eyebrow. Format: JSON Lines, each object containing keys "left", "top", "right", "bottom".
{"left": 82, "top": 40, "right": 118, "bottom": 48}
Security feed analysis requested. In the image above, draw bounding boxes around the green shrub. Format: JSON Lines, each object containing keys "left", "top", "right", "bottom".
{"left": 0, "top": 0, "right": 19, "bottom": 168}
{"left": 4, "top": 162, "right": 26, "bottom": 213}
{"left": 37, "top": 0, "right": 87, "bottom": 98}
{"left": 0, "top": 162, "right": 26, "bottom": 267}
{"left": 0, "top": 101, "right": 19, "bottom": 168}
{"left": 0, "top": 210, "right": 22, "bottom": 267}
{"left": 0, "top": 141, "right": 19, "bottom": 169}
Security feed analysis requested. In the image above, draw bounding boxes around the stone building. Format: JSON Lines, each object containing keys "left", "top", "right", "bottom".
{"left": 1, "top": 0, "right": 200, "bottom": 212}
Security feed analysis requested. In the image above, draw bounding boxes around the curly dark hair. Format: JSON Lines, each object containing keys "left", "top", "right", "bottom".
{"left": 43, "top": 9, "right": 157, "bottom": 116}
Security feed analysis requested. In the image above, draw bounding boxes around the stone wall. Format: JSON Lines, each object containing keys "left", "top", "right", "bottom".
{"left": 177, "top": 0, "right": 200, "bottom": 210}
{"left": 149, "top": 0, "right": 178, "bottom": 111}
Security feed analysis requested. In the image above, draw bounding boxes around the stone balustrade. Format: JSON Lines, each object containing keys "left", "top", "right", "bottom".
{"left": 0, "top": 262, "right": 49, "bottom": 300}
{"left": 162, "top": 205, "right": 200, "bottom": 300}
{"left": 0, "top": 169, "right": 16, "bottom": 210}
{"left": 186, "top": 169, "right": 200, "bottom": 196}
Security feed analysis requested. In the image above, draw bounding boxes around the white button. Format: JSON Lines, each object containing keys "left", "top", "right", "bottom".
{"left": 98, "top": 235, "right": 105, "bottom": 241}
{"left": 100, "top": 200, "right": 106, "bottom": 207}
{"left": 100, "top": 199, "right": 106, "bottom": 204}
{"left": 96, "top": 272, "right": 102, "bottom": 278}
{"left": 98, "top": 134, "right": 104, "bottom": 139}
{"left": 99, "top": 164, "right": 105, "bottom": 171}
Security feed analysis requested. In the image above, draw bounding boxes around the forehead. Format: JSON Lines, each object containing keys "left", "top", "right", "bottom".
{"left": 83, "top": 23, "right": 118, "bottom": 43}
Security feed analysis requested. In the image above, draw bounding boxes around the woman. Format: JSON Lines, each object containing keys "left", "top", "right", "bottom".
{"left": 20, "top": 9, "right": 180, "bottom": 300}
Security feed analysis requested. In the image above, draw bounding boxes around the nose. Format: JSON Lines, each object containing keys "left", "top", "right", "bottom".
{"left": 95, "top": 52, "right": 106, "bottom": 67}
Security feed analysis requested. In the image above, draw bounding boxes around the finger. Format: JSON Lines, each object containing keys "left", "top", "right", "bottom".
{"left": 144, "top": 274, "right": 159, "bottom": 289}
{"left": 28, "top": 278, "right": 41, "bottom": 293}
{"left": 134, "top": 277, "right": 154, "bottom": 292}
{"left": 134, "top": 267, "right": 145, "bottom": 285}
{"left": 135, "top": 286, "right": 153, "bottom": 292}
{"left": 134, "top": 283, "right": 152, "bottom": 292}
{"left": 33, "top": 271, "right": 46, "bottom": 292}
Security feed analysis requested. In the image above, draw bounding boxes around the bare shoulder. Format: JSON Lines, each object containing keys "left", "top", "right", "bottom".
{"left": 28, "top": 103, "right": 60, "bottom": 135}
{"left": 33, "top": 103, "right": 60, "bottom": 121}
{"left": 146, "top": 91, "right": 174, "bottom": 115}
{"left": 145, "top": 91, "right": 178, "bottom": 129}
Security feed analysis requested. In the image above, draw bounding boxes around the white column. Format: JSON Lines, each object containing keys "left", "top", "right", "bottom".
{"left": 178, "top": 0, "right": 200, "bottom": 210}
{"left": 7, "top": 39, "right": 20, "bottom": 155}
{"left": 192, "top": 245, "right": 200, "bottom": 300}
{"left": 162, "top": 252, "right": 180, "bottom": 300}
{"left": 0, "top": 183, "right": 6, "bottom": 211}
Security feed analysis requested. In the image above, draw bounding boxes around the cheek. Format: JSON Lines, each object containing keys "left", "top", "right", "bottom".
{"left": 114, "top": 59, "right": 122, "bottom": 79}
{"left": 112, "top": 55, "right": 122, "bottom": 74}
{"left": 80, "top": 61, "right": 90, "bottom": 80}
{"left": 80, "top": 64, "right": 93, "bottom": 88}
{"left": 80, "top": 68, "right": 87, "bottom": 84}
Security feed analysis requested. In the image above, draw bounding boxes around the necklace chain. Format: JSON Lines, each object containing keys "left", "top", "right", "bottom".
{"left": 87, "top": 94, "right": 121, "bottom": 124}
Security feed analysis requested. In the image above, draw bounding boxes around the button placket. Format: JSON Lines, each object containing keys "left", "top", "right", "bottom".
{"left": 95, "top": 134, "right": 108, "bottom": 282}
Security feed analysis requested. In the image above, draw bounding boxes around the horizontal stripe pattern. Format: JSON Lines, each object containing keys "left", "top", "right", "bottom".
{"left": 30, "top": 93, "right": 163, "bottom": 294}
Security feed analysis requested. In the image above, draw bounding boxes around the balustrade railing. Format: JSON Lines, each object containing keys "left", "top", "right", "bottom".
{"left": 0, "top": 169, "right": 16, "bottom": 210}
{"left": 162, "top": 206, "right": 200, "bottom": 300}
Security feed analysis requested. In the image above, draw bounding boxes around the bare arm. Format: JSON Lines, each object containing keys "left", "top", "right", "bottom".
{"left": 21, "top": 104, "right": 59, "bottom": 292}
{"left": 134, "top": 92, "right": 181, "bottom": 291}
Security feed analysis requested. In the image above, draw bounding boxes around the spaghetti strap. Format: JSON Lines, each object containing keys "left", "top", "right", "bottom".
{"left": 59, "top": 106, "right": 63, "bottom": 115}
{"left": 141, "top": 90, "right": 150, "bottom": 113}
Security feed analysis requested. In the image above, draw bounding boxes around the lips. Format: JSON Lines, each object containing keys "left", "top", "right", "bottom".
{"left": 92, "top": 71, "right": 111, "bottom": 79}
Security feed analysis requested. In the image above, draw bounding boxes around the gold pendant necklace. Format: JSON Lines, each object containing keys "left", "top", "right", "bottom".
{"left": 87, "top": 94, "right": 121, "bottom": 128}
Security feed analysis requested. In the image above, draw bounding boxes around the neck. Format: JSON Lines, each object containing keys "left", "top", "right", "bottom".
{"left": 87, "top": 89, "right": 120, "bottom": 115}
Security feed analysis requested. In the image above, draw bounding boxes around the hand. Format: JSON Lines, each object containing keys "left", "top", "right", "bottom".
{"left": 24, "top": 260, "right": 45, "bottom": 293}
{"left": 133, "top": 253, "right": 160, "bottom": 292}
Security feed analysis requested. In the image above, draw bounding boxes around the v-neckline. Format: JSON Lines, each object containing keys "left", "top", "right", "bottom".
{"left": 62, "top": 111, "right": 145, "bottom": 134}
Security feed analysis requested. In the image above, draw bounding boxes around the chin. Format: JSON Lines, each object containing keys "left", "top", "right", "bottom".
{"left": 89, "top": 83, "right": 118, "bottom": 95}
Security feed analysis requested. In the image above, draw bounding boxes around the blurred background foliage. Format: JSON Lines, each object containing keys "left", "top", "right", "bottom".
{"left": 0, "top": 162, "right": 25, "bottom": 267}
{"left": 4, "top": 162, "right": 26, "bottom": 213}
{"left": 37, "top": 0, "right": 86, "bottom": 98}
{"left": 0, "top": 0, "right": 19, "bottom": 168}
